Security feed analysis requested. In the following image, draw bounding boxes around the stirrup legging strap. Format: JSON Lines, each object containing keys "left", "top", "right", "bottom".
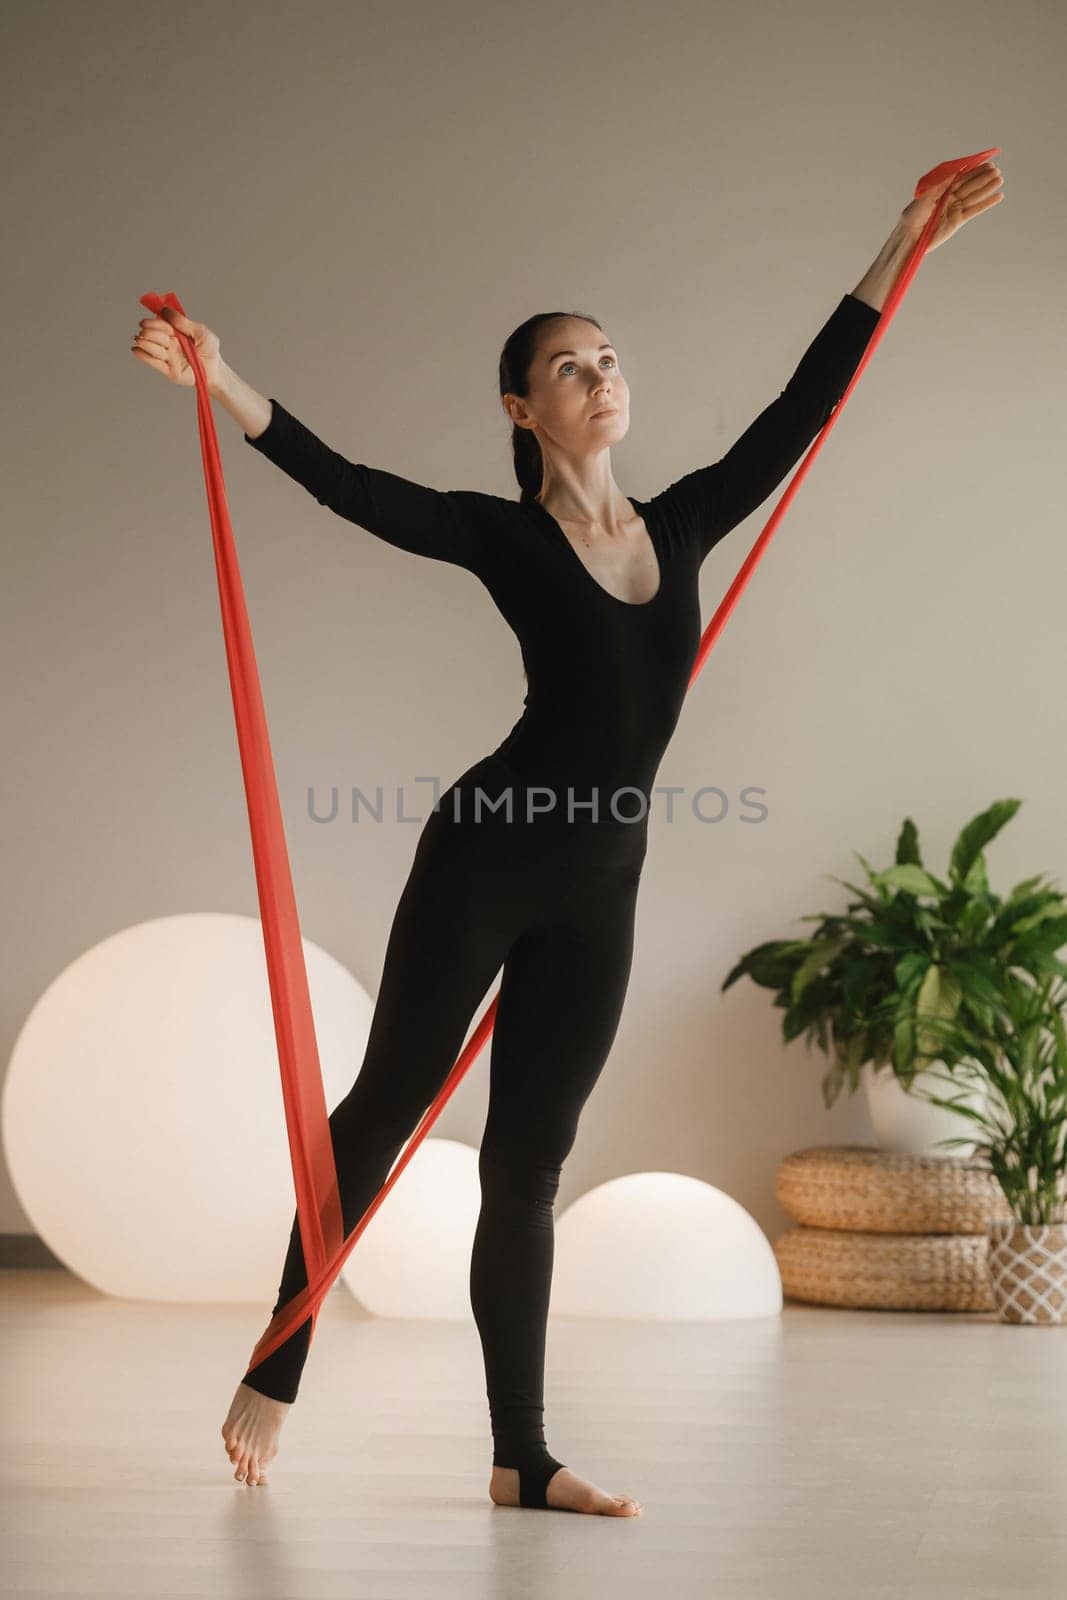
{"left": 139, "top": 148, "right": 998, "bottom": 1380}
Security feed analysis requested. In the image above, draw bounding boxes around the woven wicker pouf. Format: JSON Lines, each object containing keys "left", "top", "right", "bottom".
{"left": 774, "top": 1225, "right": 996, "bottom": 1311}
{"left": 773, "top": 1145, "right": 1013, "bottom": 1312}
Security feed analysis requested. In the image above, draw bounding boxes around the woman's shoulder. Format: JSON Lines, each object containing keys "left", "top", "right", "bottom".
{"left": 434, "top": 487, "right": 542, "bottom": 586}
{"left": 445, "top": 487, "right": 537, "bottom": 550}
{"left": 446, "top": 486, "right": 527, "bottom": 521}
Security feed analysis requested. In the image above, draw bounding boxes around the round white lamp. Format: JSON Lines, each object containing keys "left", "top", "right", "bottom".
{"left": 2, "top": 912, "right": 374, "bottom": 1301}
{"left": 550, "top": 1171, "right": 783, "bottom": 1318}
{"left": 340, "top": 1137, "right": 482, "bottom": 1319}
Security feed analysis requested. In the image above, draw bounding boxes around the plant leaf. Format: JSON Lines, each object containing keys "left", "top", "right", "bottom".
{"left": 896, "top": 817, "right": 922, "bottom": 867}
{"left": 948, "top": 798, "right": 1022, "bottom": 886}
{"left": 875, "top": 864, "right": 944, "bottom": 898}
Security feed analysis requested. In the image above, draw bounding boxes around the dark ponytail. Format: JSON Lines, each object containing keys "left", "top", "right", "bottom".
{"left": 497, "top": 309, "right": 605, "bottom": 503}
{"left": 498, "top": 310, "right": 604, "bottom": 689}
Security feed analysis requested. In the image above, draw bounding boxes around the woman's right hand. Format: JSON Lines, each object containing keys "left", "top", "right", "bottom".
{"left": 131, "top": 304, "right": 223, "bottom": 390}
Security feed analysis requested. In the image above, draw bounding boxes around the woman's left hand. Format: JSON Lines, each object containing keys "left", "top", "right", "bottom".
{"left": 899, "top": 159, "right": 1005, "bottom": 251}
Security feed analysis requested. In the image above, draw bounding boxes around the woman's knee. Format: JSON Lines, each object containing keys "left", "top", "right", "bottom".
{"left": 328, "top": 1077, "right": 416, "bottom": 1171}
{"left": 478, "top": 1135, "right": 569, "bottom": 1209}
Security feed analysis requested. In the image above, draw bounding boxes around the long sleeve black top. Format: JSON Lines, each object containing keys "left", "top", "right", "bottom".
{"left": 244, "top": 291, "right": 880, "bottom": 814}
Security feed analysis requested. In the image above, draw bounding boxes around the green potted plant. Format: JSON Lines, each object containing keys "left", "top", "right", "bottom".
{"left": 899, "top": 970, "right": 1067, "bottom": 1323}
{"left": 721, "top": 798, "right": 1067, "bottom": 1158}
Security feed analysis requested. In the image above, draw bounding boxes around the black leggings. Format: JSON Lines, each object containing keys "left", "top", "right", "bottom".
{"left": 241, "top": 752, "right": 647, "bottom": 1486}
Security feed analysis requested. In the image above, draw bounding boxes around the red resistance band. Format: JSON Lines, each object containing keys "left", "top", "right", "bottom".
{"left": 140, "top": 147, "right": 998, "bottom": 1377}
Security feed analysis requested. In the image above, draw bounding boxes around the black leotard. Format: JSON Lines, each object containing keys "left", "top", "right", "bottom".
{"left": 244, "top": 291, "right": 880, "bottom": 827}
{"left": 238, "top": 290, "right": 880, "bottom": 1504}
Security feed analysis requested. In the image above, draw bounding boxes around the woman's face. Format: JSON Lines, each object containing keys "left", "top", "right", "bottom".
{"left": 505, "top": 317, "right": 630, "bottom": 457}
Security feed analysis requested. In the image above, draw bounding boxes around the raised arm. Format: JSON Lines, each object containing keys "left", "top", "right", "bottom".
{"left": 208, "top": 359, "right": 479, "bottom": 571}
{"left": 654, "top": 292, "right": 881, "bottom": 562}
{"left": 238, "top": 397, "right": 481, "bottom": 570}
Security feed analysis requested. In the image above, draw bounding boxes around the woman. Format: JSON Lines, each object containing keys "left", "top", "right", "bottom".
{"left": 130, "top": 158, "right": 1003, "bottom": 1517}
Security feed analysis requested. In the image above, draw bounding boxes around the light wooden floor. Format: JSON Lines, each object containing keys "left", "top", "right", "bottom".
{"left": 3, "top": 1268, "right": 1067, "bottom": 1599}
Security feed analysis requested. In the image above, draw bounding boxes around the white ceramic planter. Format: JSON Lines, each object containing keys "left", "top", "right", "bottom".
{"left": 863, "top": 1059, "right": 988, "bottom": 1160}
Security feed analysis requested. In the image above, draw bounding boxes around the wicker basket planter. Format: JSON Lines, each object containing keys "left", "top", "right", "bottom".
{"left": 986, "top": 1221, "right": 1067, "bottom": 1324}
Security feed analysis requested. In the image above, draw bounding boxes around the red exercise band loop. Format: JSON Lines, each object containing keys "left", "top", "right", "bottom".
{"left": 139, "top": 147, "right": 997, "bottom": 1375}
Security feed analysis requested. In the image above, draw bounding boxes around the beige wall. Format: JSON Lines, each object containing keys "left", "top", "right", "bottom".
{"left": 3, "top": 0, "right": 1061, "bottom": 1248}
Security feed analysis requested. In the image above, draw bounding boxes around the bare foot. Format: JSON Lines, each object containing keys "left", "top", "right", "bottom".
{"left": 489, "top": 1464, "right": 642, "bottom": 1516}
{"left": 220, "top": 1381, "right": 291, "bottom": 1486}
